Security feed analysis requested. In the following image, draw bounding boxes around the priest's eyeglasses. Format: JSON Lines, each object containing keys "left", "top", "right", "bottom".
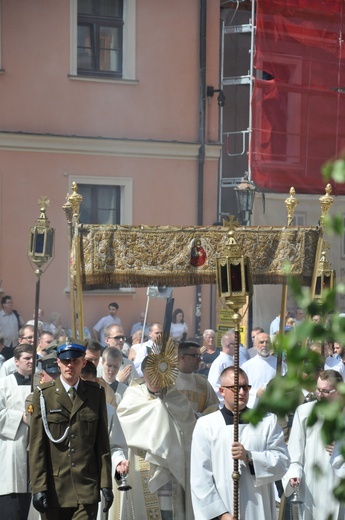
{"left": 221, "top": 385, "right": 252, "bottom": 392}
{"left": 315, "top": 387, "right": 337, "bottom": 396}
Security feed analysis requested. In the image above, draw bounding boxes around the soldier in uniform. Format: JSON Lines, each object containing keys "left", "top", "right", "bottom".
{"left": 29, "top": 338, "right": 113, "bottom": 520}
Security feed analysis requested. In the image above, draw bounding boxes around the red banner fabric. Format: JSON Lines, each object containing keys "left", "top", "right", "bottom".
{"left": 251, "top": 0, "right": 345, "bottom": 194}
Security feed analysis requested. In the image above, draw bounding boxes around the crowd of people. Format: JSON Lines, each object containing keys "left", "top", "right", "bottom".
{"left": 1, "top": 295, "right": 345, "bottom": 519}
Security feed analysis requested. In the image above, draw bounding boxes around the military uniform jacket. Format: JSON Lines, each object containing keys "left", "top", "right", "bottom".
{"left": 29, "top": 377, "right": 112, "bottom": 508}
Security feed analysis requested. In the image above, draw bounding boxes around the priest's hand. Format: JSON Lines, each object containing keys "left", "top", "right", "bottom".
{"left": 101, "top": 488, "right": 114, "bottom": 513}
{"left": 218, "top": 513, "right": 233, "bottom": 520}
{"left": 33, "top": 491, "right": 48, "bottom": 513}
{"left": 231, "top": 441, "right": 248, "bottom": 461}
{"left": 289, "top": 477, "right": 301, "bottom": 487}
{"left": 116, "top": 459, "right": 130, "bottom": 475}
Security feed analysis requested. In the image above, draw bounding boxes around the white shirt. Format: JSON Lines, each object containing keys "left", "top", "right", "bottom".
{"left": 207, "top": 351, "right": 234, "bottom": 406}
{"left": 324, "top": 355, "right": 345, "bottom": 381}
{"left": 93, "top": 315, "right": 122, "bottom": 347}
{"left": 133, "top": 340, "right": 154, "bottom": 377}
{"left": 0, "top": 310, "right": 23, "bottom": 347}
{"left": 242, "top": 355, "right": 287, "bottom": 408}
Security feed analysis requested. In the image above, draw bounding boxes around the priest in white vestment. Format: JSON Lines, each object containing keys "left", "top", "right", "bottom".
{"left": 191, "top": 366, "right": 290, "bottom": 520}
{"left": 283, "top": 369, "right": 345, "bottom": 520}
{"left": 117, "top": 355, "right": 196, "bottom": 520}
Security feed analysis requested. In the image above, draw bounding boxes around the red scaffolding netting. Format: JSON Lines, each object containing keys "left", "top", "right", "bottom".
{"left": 251, "top": 0, "right": 345, "bottom": 194}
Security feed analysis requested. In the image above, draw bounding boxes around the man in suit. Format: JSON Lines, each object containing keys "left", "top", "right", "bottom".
{"left": 29, "top": 338, "right": 113, "bottom": 520}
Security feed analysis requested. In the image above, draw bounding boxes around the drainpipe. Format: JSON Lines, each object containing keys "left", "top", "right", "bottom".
{"left": 195, "top": 0, "right": 207, "bottom": 339}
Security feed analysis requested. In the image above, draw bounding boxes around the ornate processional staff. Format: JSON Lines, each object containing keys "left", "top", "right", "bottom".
{"left": 62, "top": 182, "right": 84, "bottom": 340}
{"left": 216, "top": 219, "right": 253, "bottom": 520}
{"left": 276, "top": 187, "right": 299, "bottom": 374}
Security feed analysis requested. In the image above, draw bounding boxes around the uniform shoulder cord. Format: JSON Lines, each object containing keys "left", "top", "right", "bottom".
{"left": 37, "top": 386, "right": 70, "bottom": 444}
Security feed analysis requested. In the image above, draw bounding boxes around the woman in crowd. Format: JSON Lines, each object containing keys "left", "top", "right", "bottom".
{"left": 198, "top": 329, "right": 219, "bottom": 377}
{"left": 170, "top": 308, "right": 188, "bottom": 342}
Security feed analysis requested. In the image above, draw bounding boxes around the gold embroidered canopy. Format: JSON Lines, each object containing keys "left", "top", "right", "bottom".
{"left": 77, "top": 224, "right": 321, "bottom": 290}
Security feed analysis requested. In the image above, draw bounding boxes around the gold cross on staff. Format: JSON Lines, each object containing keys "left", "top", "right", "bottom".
{"left": 38, "top": 195, "right": 50, "bottom": 211}
{"left": 222, "top": 214, "right": 238, "bottom": 229}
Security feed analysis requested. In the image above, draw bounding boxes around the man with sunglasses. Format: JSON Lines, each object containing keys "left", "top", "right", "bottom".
{"left": 29, "top": 338, "right": 113, "bottom": 519}
{"left": 191, "top": 366, "right": 289, "bottom": 520}
{"left": 100, "top": 325, "right": 138, "bottom": 385}
{"left": 282, "top": 369, "right": 343, "bottom": 520}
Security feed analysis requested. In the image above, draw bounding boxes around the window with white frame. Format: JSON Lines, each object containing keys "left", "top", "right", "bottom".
{"left": 77, "top": 0, "right": 123, "bottom": 77}
{"left": 78, "top": 184, "right": 121, "bottom": 224}
{"left": 70, "top": 176, "right": 133, "bottom": 225}
{"left": 70, "top": 0, "right": 136, "bottom": 81}
{"left": 67, "top": 176, "right": 133, "bottom": 293}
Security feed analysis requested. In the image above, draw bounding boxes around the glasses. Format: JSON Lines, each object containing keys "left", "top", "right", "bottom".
{"left": 108, "top": 335, "right": 126, "bottom": 341}
{"left": 184, "top": 353, "right": 202, "bottom": 359}
{"left": 315, "top": 388, "right": 337, "bottom": 396}
{"left": 23, "top": 335, "right": 34, "bottom": 340}
{"left": 221, "top": 385, "right": 252, "bottom": 392}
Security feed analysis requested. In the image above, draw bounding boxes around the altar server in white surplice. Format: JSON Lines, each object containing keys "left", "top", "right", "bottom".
{"left": 191, "top": 366, "right": 290, "bottom": 520}
{"left": 283, "top": 369, "right": 345, "bottom": 520}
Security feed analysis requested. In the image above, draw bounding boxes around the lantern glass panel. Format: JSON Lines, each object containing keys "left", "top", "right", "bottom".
{"left": 230, "top": 263, "right": 242, "bottom": 292}
{"left": 45, "top": 230, "right": 54, "bottom": 257}
{"left": 220, "top": 264, "right": 229, "bottom": 294}
{"left": 315, "top": 276, "right": 321, "bottom": 295}
{"left": 244, "top": 263, "right": 250, "bottom": 293}
{"left": 323, "top": 275, "right": 331, "bottom": 290}
{"left": 35, "top": 231, "right": 45, "bottom": 254}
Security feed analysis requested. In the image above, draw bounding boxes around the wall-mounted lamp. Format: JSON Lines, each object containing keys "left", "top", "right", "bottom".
{"left": 207, "top": 85, "right": 226, "bottom": 107}
{"left": 234, "top": 174, "right": 256, "bottom": 226}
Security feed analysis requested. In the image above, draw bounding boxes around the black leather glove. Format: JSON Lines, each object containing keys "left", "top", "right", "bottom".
{"left": 102, "top": 487, "right": 114, "bottom": 513}
{"left": 33, "top": 491, "right": 48, "bottom": 513}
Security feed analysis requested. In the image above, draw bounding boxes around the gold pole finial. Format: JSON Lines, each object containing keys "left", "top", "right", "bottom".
{"left": 319, "top": 183, "right": 334, "bottom": 227}
{"left": 62, "top": 193, "right": 73, "bottom": 225}
{"left": 285, "top": 187, "right": 299, "bottom": 226}
{"left": 68, "top": 182, "right": 83, "bottom": 220}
